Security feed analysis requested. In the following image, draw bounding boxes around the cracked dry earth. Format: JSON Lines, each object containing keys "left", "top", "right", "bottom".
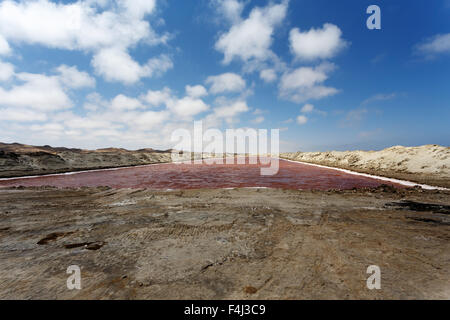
{"left": 0, "top": 187, "right": 449, "bottom": 299}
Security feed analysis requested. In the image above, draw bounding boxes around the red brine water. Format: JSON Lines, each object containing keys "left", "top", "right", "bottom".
{"left": 0, "top": 158, "right": 405, "bottom": 190}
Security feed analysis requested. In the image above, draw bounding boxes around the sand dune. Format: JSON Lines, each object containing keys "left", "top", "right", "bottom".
{"left": 281, "top": 145, "right": 450, "bottom": 188}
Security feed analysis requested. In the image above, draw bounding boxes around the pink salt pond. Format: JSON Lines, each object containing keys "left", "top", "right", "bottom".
{"left": 0, "top": 158, "right": 405, "bottom": 190}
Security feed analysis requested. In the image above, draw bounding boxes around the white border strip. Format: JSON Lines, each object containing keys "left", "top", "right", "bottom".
{"left": 280, "top": 158, "right": 448, "bottom": 190}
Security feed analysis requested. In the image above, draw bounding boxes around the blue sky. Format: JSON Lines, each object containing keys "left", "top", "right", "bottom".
{"left": 0, "top": 0, "right": 449, "bottom": 151}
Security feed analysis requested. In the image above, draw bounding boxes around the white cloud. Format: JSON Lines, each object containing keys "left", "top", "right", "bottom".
{"left": 0, "top": 35, "right": 10, "bottom": 55}
{"left": 83, "top": 92, "right": 107, "bottom": 111}
{"left": 215, "top": 1, "right": 288, "bottom": 64}
{"left": 281, "top": 63, "right": 333, "bottom": 90}
{"left": 260, "top": 68, "right": 277, "bottom": 83}
{"left": 142, "top": 87, "right": 172, "bottom": 106}
{"left": 111, "top": 94, "right": 144, "bottom": 110}
{"left": 145, "top": 54, "right": 174, "bottom": 76}
{"left": 0, "top": 0, "right": 171, "bottom": 84}
{"left": 30, "top": 122, "right": 64, "bottom": 132}
{"left": 0, "top": 72, "right": 72, "bottom": 111}
{"left": 301, "top": 104, "right": 314, "bottom": 113}
{"left": 300, "top": 103, "right": 327, "bottom": 116}
{"left": 0, "top": 63, "right": 94, "bottom": 116}
{"left": 251, "top": 116, "right": 264, "bottom": 124}
{"left": 206, "top": 73, "right": 246, "bottom": 94}
{"left": 64, "top": 116, "right": 116, "bottom": 130}
{"left": 56, "top": 65, "right": 95, "bottom": 88}
{"left": 167, "top": 97, "right": 209, "bottom": 118}
{"left": 133, "top": 110, "right": 170, "bottom": 129}
{"left": 213, "top": 0, "right": 245, "bottom": 24}
{"left": 0, "top": 108, "right": 47, "bottom": 122}
{"left": 296, "top": 115, "right": 308, "bottom": 125}
{"left": 120, "top": 0, "right": 157, "bottom": 19}
{"left": 214, "top": 100, "right": 248, "bottom": 118}
{"left": 0, "top": 59, "right": 14, "bottom": 81}
{"left": 289, "top": 23, "right": 348, "bottom": 61}
{"left": 415, "top": 33, "right": 450, "bottom": 57}
{"left": 186, "top": 85, "right": 208, "bottom": 98}
{"left": 0, "top": 0, "right": 165, "bottom": 49}
{"left": 92, "top": 48, "right": 172, "bottom": 84}
{"left": 361, "top": 93, "right": 397, "bottom": 106}
{"left": 279, "top": 62, "right": 339, "bottom": 103}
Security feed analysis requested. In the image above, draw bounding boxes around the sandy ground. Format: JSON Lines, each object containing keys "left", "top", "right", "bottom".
{"left": 281, "top": 145, "right": 450, "bottom": 188}
{"left": 0, "top": 186, "right": 449, "bottom": 299}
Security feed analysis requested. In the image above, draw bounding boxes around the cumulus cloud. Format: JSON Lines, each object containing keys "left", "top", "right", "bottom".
{"left": 0, "top": 59, "right": 14, "bottom": 81}
{"left": 0, "top": 72, "right": 72, "bottom": 111}
{"left": 296, "top": 115, "right": 307, "bottom": 125}
{"left": 251, "top": 116, "right": 264, "bottom": 124}
{"left": 111, "top": 94, "right": 144, "bottom": 111}
{"left": 0, "top": 0, "right": 165, "bottom": 49}
{"left": 0, "top": 108, "right": 47, "bottom": 122}
{"left": 300, "top": 103, "right": 327, "bottom": 116}
{"left": 92, "top": 49, "right": 172, "bottom": 84}
{"left": 0, "top": 0, "right": 172, "bottom": 84}
{"left": 213, "top": 0, "right": 245, "bottom": 24}
{"left": 415, "top": 33, "right": 450, "bottom": 58}
{"left": 64, "top": 117, "right": 115, "bottom": 130}
{"left": 83, "top": 92, "right": 107, "bottom": 111}
{"left": 215, "top": 1, "right": 288, "bottom": 64}
{"left": 30, "top": 122, "right": 64, "bottom": 132}
{"left": 102, "top": 87, "right": 210, "bottom": 121}
{"left": 206, "top": 73, "right": 246, "bottom": 94}
{"left": 186, "top": 85, "right": 208, "bottom": 98}
{"left": 167, "top": 97, "right": 210, "bottom": 118}
{"left": 260, "top": 68, "right": 277, "bottom": 83}
{"left": 0, "top": 61, "right": 97, "bottom": 120}
{"left": 131, "top": 110, "right": 170, "bottom": 130}
{"left": 120, "top": 0, "right": 157, "bottom": 19}
{"left": 289, "top": 23, "right": 348, "bottom": 61}
{"left": 214, "top": 100, "right": 248, "bottom": 118}
{"left": 0, "top": 35, "right": 10, "bottom": 55}
{"left": 279, "top": 62, "right": 339, "bottom": 103}
{"left": 56, "top": 65, "right": 95, "bottom": 88}
{"left": 211, "top": 100, "right": 249, "bottom": 124}
{"left": 141, "top": 87, "right": 172, "bottom": 107}
{"left": 301, "top": 104, "right": 314, "bottom": 113}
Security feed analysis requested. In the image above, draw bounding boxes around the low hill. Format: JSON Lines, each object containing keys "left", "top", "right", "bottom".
{"left": 281, "top": 145, "right": 450, "bottom": 188}
{"left": 0, "top": 142, "right": 174, "bottom": 178}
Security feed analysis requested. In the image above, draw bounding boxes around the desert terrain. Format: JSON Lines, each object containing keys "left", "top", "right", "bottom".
{"left": 0, "top": 186, "right": 449, "bottom": 299}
